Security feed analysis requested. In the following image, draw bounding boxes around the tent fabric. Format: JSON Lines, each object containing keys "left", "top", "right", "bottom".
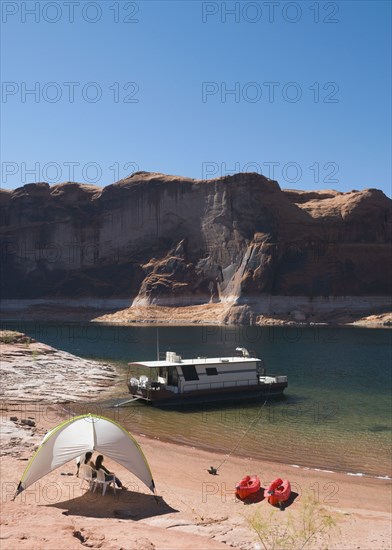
{"left": 15, "top": 414, "right": 155, "bottom": 498}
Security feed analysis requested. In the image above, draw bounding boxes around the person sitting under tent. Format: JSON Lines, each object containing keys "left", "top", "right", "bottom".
{"left": 95, "top": 454, "right": 127, "bottom": 489}
{"left": 82, "top": 452, "right": 97, "bottom": 478}
{"left": 13, "top": 413, "right": 155, "bottom": 501}
{"left": 76, "top": 452, "right": 90, "bottom": 476}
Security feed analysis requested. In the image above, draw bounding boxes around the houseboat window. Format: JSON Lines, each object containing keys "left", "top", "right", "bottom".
{"left": 181, "top": 365, "right": 199, "bottom": 381}
{"left": 167, "top": 367, "right": 178, "bottom": 386}
{"left": 206, "top": 367, "right": 218, "bottom": 376}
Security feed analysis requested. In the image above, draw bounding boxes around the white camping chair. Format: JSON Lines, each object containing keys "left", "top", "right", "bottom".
{"left": 139, "top": 375, "right": 149, "bottom": 388}
{"left": 130, "top": 377, "right": 139, "bottom": 389}
{"left": 93, "top": 468, "right": 116, "bottom": 496}
{"left": 79, "top": 464, "right": 96, "bottom": 491}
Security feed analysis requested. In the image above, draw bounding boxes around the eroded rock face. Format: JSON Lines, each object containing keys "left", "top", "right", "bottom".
{"left": 1, "top": 172, "right": 391, "bottom": 304}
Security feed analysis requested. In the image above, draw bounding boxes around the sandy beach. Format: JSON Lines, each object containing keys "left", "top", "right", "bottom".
{"left": 1, "top": 333, "right": 391, "bottom": 549}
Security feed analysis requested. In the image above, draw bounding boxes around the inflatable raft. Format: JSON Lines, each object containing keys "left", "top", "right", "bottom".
{"left": 265, "top": 478, "right": 291, "bottom": 507}
{"left": 235, "top": 475, "right": 261, "bottom": 500}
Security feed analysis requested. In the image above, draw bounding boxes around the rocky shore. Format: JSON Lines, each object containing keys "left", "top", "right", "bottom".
{"left": 0, "top": 331, "right": 119, "bottom": 403}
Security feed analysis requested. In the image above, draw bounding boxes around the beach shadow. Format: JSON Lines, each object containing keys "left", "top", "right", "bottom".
{"left": 266, "top": 491, "right": 299, "bottom": 511}
{"left": 48, "top": 489, "right": 178, "bottom": 520}
{"left": 368, "top": 425, "right": 391, "bottom": 433}
{"left": 236, "top": 487, "right": 265, "bottom": 505}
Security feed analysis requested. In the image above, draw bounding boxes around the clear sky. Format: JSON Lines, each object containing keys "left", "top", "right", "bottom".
{"left": 1, "top": 0, "right": 391, "bottom": 196}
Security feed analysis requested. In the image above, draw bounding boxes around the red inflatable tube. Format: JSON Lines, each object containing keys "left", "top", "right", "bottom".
{"left": 235, "top": 475, "right": 261, "bottom": 500}
{"left": 265, "top": 477, "right": 291, "bottom": 506}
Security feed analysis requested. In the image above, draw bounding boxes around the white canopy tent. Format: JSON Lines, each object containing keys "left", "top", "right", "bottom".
{"left": 14, "top": 414, "right": 155, "bottom": 499}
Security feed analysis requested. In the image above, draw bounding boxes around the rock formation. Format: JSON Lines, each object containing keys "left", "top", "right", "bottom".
{"left": 1, "top": 172, "right": 391, "bottom": 322}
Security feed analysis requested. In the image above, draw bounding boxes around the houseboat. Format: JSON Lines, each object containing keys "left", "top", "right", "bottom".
{"left": 127, "top": 347, "right": 287, "bottom": 406}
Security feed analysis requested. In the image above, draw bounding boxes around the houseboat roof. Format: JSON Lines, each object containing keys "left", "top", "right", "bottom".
{"left": 129, "top": 355, "right": 261, "bottom": 369}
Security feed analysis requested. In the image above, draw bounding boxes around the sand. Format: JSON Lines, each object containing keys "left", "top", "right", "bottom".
{"left": 0, "top": 334, "right": 391, "bottom": 549}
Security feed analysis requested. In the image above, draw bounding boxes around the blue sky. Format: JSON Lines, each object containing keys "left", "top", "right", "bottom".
{"left": 1, "top": 0, "right": 391, "bottom": 196}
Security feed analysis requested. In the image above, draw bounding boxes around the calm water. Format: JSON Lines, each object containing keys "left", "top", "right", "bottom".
{"left": 3, "top": 321, "right": 391, "bottom": 478}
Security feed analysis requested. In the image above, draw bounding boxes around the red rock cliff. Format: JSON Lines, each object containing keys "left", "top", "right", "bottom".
{"left": 1, "top": 172, "right": 391, "bottom": 304}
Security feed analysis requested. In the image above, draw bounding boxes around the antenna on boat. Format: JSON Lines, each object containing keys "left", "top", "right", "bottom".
{"left": 156, "top": 327, "right": 160, "bottom": 361}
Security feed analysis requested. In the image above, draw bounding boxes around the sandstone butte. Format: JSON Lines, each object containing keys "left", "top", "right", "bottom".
{"left": 0, "top": 171, "right": 391, "bottom": 325}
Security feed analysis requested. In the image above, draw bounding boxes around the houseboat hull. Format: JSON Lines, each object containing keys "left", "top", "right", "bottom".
{"left": 127, "top": 381, "right": 288, "bottom": 407}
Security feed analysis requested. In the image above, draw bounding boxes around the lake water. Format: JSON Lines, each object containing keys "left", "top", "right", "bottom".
{"left": 3, "top": 321, "right": 391, "bottom": 478}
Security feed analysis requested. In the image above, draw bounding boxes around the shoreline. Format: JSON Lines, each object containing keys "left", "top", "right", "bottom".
{"left": 1, "top": 309, "right": 391, "bottom": 329}
{"left": 3, "top": 399, "right": 391, "bottom": 482}
{"left": 4, "top": 399, "right": 390, "bottom": 484}
{"left": 119, "top": 426, "right": 392, "bottom": 482}
{"left": 19, "top": 395, "right": 392, "bottom": 482}
{"left": 0, "top": 296, "right": 391, "bottom": 328}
